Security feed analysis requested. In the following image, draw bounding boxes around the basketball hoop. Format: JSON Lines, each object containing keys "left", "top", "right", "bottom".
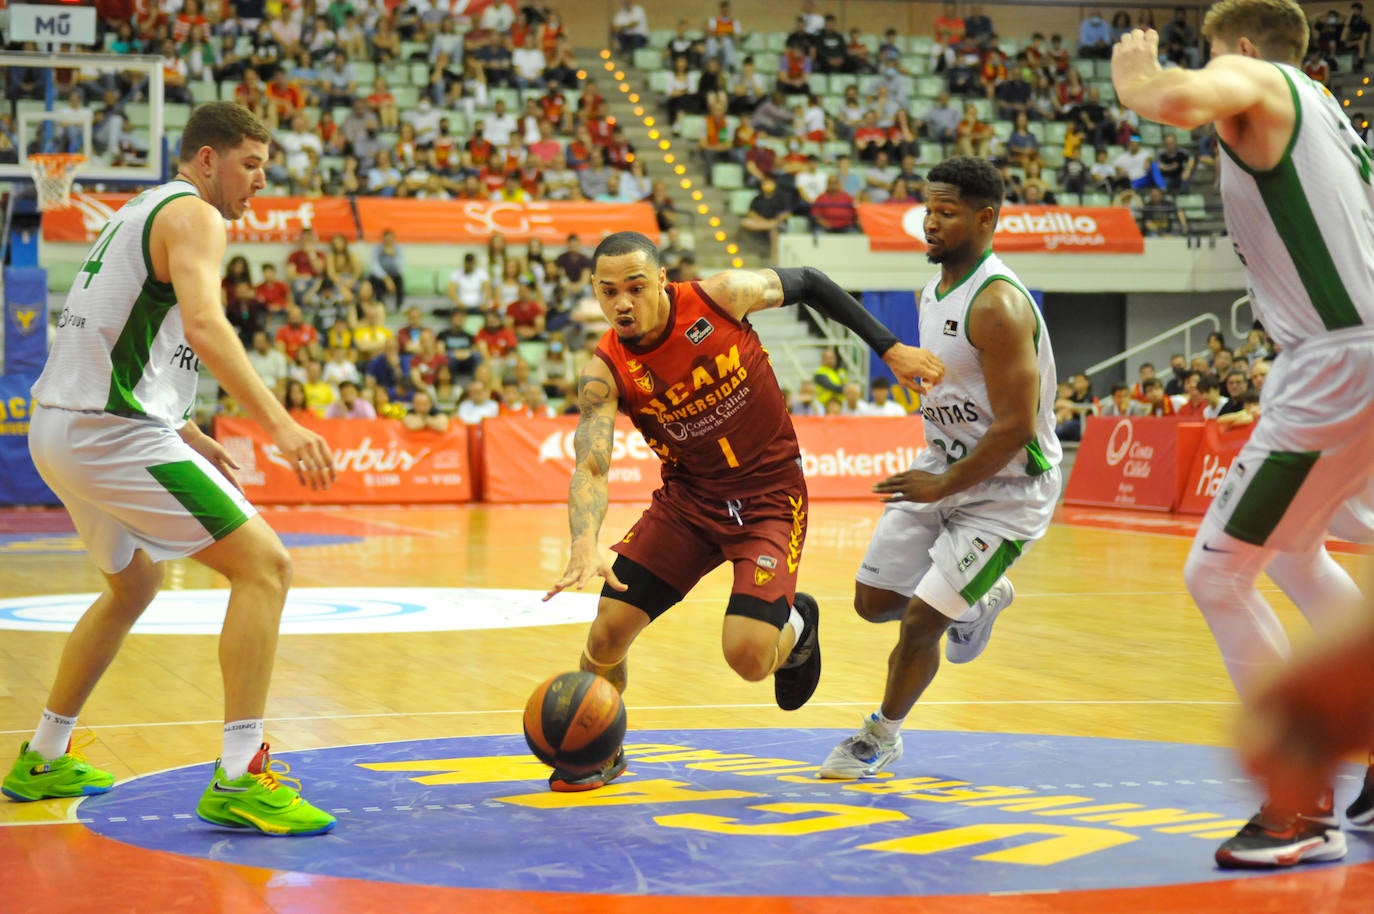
{"left": 28, "top": 153, "right": 88, "bottom": 211}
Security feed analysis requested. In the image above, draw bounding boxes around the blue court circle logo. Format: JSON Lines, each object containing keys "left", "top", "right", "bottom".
{"left": 76, "top": 729, "right": 1372, "bottom": 897}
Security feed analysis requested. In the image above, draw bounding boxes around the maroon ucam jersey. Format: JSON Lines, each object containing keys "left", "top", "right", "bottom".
{"left": 596, "top": 281, "right": 804, "bottom": 500}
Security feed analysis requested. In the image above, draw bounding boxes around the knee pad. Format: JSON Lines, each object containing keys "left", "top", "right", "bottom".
{"left": 725, "top": 593, "right": 791, "bottom": 629}
{"left": 605, "top": 555, "right": 683, "bottom": 621}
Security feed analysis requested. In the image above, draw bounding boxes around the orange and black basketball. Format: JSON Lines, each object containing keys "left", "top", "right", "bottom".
{"left": 523, "top": 671, "right": 626, "bottom": 775}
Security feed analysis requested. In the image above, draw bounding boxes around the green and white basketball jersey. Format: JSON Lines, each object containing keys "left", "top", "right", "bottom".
{"left": 32, "top": 180, "right": 204, "bottom": 425}
{"left": 916, "top": 250, "right": 1061, "bottom": 479}
{"left": 1219, "top": 63, "right": 1374, "bottom": 348}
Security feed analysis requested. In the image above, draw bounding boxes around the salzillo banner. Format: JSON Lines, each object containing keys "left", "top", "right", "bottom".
{"left": 858, "top": 204, "right": 1145, "bottom": 254}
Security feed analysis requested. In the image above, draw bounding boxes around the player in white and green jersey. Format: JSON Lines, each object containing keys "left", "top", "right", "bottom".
{"left": 818, "top": 156, "right": 1062, "bottom": 782}
{"left": 1115, "top": 0, "right": 1374, "bottom": 870}
{"left": 6, "top": 102, "right": 337, "bottom": 836}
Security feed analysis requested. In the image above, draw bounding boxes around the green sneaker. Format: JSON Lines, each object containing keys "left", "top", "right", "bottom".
{"left": 3, "top": 738, "right": 115, "bottom": 802}
{"left": 195, "top": 743, "right": 335, "bottom": 836}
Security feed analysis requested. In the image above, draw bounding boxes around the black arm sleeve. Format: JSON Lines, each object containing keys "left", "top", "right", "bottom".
{"left": 774, "top": 266, "right": 900, "bottom": 357}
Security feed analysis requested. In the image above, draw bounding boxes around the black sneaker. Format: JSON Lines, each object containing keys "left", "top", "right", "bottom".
{"left": 1215, "top": 794, "right": 1347, "bottom": 869}
{"left": 1345, "top": 757, "right": 1374, "bottom": 830}
{"left": 548, "top": 749, "right": 627, "bottom": 793}
{"left": 774, "top": 592, "right": 821, "bottom": 711}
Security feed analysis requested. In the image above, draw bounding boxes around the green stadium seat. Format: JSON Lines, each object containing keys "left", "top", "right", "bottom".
{"left": 1042, "top": 121, "right": 1069, "bottom": 145}
{"left": 633, "top": 48, "right": 659, "bottom": 70}
{"left": 189, "top": 81, "right": 218, "bottom": 105}
{"left": 729, "top": 187, "right": 757, "bottom": 215}
{"left": 915, "top": 75, "right": 945, "bottom": 99}
{"left": 406, "top": 266, "right": 439, "bottom": 296}
{"left": 711, "top": 161, "right": 745, "bottom": 189}
{"left": 164, "top": 104, "right": 192, "bottom": 130}
{"left": 678, "top": 114, "right": 706, "bottom": 139}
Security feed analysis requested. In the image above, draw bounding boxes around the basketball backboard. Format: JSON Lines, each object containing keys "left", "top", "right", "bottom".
{"left": 0, "top": 50, "right": 166, "bottom": 188}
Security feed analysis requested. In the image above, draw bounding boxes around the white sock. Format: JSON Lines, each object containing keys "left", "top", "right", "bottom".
{"left": 870, "top": 710, "right": 905, "bottom": 740}
{"left": 31, "top": 709, "right": 77, "bottom": 760}
{"left": 221, "top": 720, "right": 264, "bottom": 780}
{"left": 954, "top": 601, "right": 982, "bottom": 623}
{"left": 786, "top": 606, "right": 805, "bottom": 647}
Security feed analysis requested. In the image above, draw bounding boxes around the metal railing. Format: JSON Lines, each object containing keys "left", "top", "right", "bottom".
{"left": 1230, "top": 294, "right": 1253, "bottom": 341}
{"left": 1083, "top": 313, "right": 1221, "bottom": 379}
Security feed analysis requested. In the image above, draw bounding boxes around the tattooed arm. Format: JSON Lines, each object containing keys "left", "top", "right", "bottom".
{"left": 697, "top": 267, "right": 945, "bottom": 389}
{"left": 543, "top": 357, "right": 629, "bottom": 600}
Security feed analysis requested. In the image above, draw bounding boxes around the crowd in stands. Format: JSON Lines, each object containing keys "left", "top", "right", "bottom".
{"left": 226, "top": 222, "right": 917, "bottom": 428}
{"left": 5, "top": 1, "right": 1368, "bottom": 433}
{"left": 638, "top": 1, "right": 1370, "bottom": 251}
{"left": 3, "top": 1, "right": 688, "bottom": 212}
{"left": 1052, "top": 327, "right": 1272, "bottom": 441}
{"left": 224, "top": 224, "right": 641, "bottom": 426}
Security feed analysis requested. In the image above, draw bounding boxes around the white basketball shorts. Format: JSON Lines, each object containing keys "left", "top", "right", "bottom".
{"left": 29, "top": 405, "right": 255, "bottom": 574}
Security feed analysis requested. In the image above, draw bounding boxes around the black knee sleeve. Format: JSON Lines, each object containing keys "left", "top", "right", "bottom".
{"left": 604, "top": 555, "right": 683, "bottom": 621}
{"left": 725, "top": 593, "right": 791, "bottom": 629}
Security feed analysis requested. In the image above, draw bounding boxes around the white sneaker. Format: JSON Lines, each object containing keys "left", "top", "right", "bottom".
{"left": 817, "top": 715, "right": 904, "bottom": 779}
{"left": 946, "top": 577, "right": 1014, "bottom": 664}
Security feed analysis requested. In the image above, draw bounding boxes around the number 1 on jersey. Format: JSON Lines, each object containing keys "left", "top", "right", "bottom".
{"left": 717, "top": 435, "right": 740, "bottom": 468}
{"left": 78, "top": 222, "right": 122, "bottom": 289}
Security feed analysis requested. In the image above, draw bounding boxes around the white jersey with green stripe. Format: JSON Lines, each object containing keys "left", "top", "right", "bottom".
{"left": 1218, "top": 63, "right": 1374, "bottom": 348}
{"left": 916, "top": 250, "right": 1061, "bottom": 480}
{"left": 32, "top": 179, "right": 204, "bottom": 426}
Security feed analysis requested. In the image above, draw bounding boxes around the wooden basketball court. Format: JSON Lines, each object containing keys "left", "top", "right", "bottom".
{"left": 1, "top": 499, "right": 1371, "bottom": 912}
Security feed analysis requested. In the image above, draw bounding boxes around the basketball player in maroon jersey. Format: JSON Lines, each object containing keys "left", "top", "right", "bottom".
{"left": 543, "top": 231, "right": 942, "bottom": 791}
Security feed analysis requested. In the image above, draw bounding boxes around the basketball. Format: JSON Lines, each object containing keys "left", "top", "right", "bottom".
{"left": 523, "top": 671, "right": 626, "bottom": 775}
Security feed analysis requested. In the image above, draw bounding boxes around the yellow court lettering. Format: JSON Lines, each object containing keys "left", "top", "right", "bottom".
{"left": 656, "top": 803, "right": 908, "bottom": 837}
{"left": 497, "top": 778, "right": 761, "bottom": 809}
{"left": 861, "top": 824, "right": 1138, "bottom": 866}
{"left": 357, "top": 755, "right": 550, "bottom": 785}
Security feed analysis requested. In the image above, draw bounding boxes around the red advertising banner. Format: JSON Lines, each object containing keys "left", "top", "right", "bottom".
{"left": 858, "top": 204, "right": 1145, "bottom": 254}
{"left": 43, "top": 193, "right": 357, "bottom": 243}
{"left": 481, "top": 415, "right": 927, "bottom": 504}
{"left": 1063, "top": 416, "right": 1203, "bottom": 512}
{"left": 213, "top": 417, "right": 473, "bottom": 505}
{"left": 1176, "top": 421, "right": 1256, "bottom": 515}
{"left": 353, "top": 199, "right": 660, "bottom": 243}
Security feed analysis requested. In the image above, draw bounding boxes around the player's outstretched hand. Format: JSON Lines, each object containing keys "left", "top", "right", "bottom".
{"left": 274, "top": 422, "right": 336, "bottom": 490}
{"left": 544, "top": 541, "right": 627, "bottom": 602}
{"left": 883, "top": 343, "right": 944, "bottom": 391}
{"left": 1111, "top": 28, "right": 1161, "bottom": 97}
{"left": 873, "top": 468, "right": 947, "bottom": 504}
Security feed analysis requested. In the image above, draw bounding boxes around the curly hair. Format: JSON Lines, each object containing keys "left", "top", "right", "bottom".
{"left": 926, "top": 156, "right": 1005, "bottom": 215}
